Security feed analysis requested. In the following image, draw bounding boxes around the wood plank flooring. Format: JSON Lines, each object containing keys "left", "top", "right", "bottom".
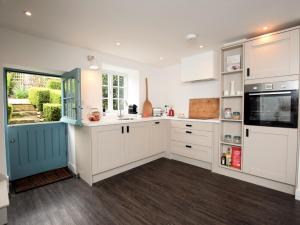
{"left": 7, "top": 158, "right": 300, "bottom": 225}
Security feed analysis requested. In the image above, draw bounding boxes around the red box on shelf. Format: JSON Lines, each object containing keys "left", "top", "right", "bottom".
{"left": 231, "top": 146, "right": 241, "bottom": 169}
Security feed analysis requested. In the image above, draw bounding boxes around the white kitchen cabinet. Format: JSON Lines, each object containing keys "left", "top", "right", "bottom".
{"left": 170, "top": 120, "right": 213, "bottom": 163}
{"left": 91, "top": 125, "right": 125, "bottom": 174}
{"left": 149, "top": 121, "right": 167, "bottom": 156}
{"left": 125, "top": 123, "right": 150, "bottom": 162}
{"left": 180, "top": 50, "right": 219, "bottom": 82}
{"left": 243, "top": 125, "right": 297, "bottom": 185}
{"left": 245, "top": 29, "right": 300, "bottom": 80}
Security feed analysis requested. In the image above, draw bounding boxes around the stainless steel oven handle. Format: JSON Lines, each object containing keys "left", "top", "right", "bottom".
{"left": 248, "top": 91, "right": 292, "bottom": 96}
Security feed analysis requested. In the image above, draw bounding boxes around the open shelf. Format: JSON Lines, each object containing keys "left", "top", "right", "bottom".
{"left": 220, "top": 141, "right": 242, "bottom": 147}
{"left": 219, "top": 164, "right": 242, "bottom": 172}
{"left": 221, "top": 119, "right": 243, "bottom": 122}
{"left": 221, "top": 69, "right": 243, "bottom": 75}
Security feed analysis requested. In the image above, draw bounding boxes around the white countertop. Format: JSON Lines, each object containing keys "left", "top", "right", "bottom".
{"left": 82, "top": 115, "right": 220, "bottom": 127}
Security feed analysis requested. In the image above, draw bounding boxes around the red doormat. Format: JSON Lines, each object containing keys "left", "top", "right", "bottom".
{"left": 12, "top": 167, "right": 73, "bottom": 193}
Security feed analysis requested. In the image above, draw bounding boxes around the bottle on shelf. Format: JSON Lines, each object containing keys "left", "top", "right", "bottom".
{"left": 225, "top": 147, "right": 231, "bottom": 167}
{"left": 221, "top": 153, "right": 226, "bottom": 166}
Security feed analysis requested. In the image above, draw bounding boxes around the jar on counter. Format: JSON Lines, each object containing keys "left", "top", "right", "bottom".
{"left": 87, "top": 108, "right": 101, "bottom": 121}
{"left": 224, "top": 108, "right": 232, "bottom": 119}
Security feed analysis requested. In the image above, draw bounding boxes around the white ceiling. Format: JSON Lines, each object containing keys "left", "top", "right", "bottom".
{"left": 0, "top": 0, "right": 300, "bottom": 67}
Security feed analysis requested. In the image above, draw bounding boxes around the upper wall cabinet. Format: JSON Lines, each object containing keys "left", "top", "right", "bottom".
{"left": 245, "top": 29, "right": 300, "bottom": 80}
{"left": 180, "top": 50, "right": 219, "bottom": 82}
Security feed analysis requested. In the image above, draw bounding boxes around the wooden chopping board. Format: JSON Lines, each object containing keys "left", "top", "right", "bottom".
{"left": 189, "top": 98, "right": 220, "bottom": 119}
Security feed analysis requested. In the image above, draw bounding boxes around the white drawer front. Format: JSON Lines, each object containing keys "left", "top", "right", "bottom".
{"left": 171, "top": 128, "right": 212, "bottom": 147}
{"left": 171, "top": 141, "right": 212, "bottom": 163}
{"left": 171, "top": 120, "right": 213, "bottom": 131}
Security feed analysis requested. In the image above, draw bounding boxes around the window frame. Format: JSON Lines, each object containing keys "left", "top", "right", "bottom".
{"left": 102, "top": 70, "right": 128, "bottom": 114}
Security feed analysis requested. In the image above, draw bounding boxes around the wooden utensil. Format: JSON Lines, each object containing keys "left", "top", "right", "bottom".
{"left": 189, "top": 98, "right": 220, "bottom": 119}
{"left": 142, "top": 78, "right": 153, "bottom": 117}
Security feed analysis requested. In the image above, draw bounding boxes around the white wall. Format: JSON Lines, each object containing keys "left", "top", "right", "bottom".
{"left": 0, "top": 27, "right": 163, "bottom": 176}
{"left": 0, "top": 27, "right": 221, "bottom": 177}
{"left": 151, "top": 64, "right": 220, "bottom": 116}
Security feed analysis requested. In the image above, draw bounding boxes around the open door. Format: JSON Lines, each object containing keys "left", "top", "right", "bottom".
{"left": 61, "top": 68, "right": 82, "bottom": 125}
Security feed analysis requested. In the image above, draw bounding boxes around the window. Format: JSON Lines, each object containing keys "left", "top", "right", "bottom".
{"left": 102, "top": 71, "right": 127, "bottom": 112}
{"left": 61, "top": 68, "right": 82, "bottom": 125}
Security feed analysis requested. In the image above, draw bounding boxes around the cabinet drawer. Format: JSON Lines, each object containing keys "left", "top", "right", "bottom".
{"left": 171, "top": 141, "right": 212, "bottom": 162}
{"left": 171, "top": 128, "right": 212, "bottom": 147}
{"left": 171, "top": 120, "right": 213, "bottom": 131}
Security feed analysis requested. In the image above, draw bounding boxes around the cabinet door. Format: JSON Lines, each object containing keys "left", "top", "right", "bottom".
{"left": 245, "top": 30, "right": 299, "bottom": 80}
{"left": 125, "top": 123, "right": 150, "bottom": 162}
{"left": 243, "top": 126, "right": 297, "bottom": 185}
{"left": 91, "top": 125, "right": 124, "bottom": 174}
{"left": 149, "top": 121, "right": 166, "bottom": 156}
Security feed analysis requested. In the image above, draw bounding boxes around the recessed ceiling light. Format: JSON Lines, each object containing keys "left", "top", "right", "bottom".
{"left": 159, "top": 57, "right": 164, "bottom": 60}
{"left": 199, "top": 45, "right": 204, "bottom": 48}
{"left": 24, "top": 10, "right": 32, "bottom": 16}
{"left": 116, "top": 42, "right": 121, "bottom": 46}
{"left": 263, "top": 26, "right": 269, "bottom": 31}
{"left": 186, "top": 33, "right": 197, "bottom": 40}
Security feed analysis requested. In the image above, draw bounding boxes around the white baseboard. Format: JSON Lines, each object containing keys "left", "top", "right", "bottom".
{"left": 68, "top": 163, "right": 77, "bottom": 175}
{"left": 169, "top": 153, "right": 212, "bottom": 170}
{"left": 92, "top": 152, "right": 166, "bottom": 185}
{"left": 295, "top": 188, "right": 300, "bottom": 200}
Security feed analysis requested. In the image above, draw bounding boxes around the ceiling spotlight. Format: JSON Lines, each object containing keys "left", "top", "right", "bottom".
{"left": 159, "top": 57, "right": 164, "bottom": 60}
{"left": 199, "top": 45, "right": 204, "bottom": 48}
{"left": 116, "top": 42, "right": 121, "bottom": 46}
{"left": 87, "top": 55, "right": 99, "bottom": 70}
{"left": 186, "top": 33, "right": 197, "bottom": 40}
{"left": 24, "top": 10, "right": 32, "bottom": 16}
{"left": 263, "top": 26, "right": 269, "bottom": 31}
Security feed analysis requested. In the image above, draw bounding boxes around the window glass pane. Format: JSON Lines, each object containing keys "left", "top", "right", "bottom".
{"left": 113, "top": 99, "right": 118, "bottom": 110}
{"left": 113, "top": 75, "right": 118, "bottom": 86}
{"left": 71, "top": 79, "right": 75, "bottom": 97}
{"left": 102, "top": 74, "right": 108, "bottom": 85}
{"left": 102, "top": 86, "right": 108, "bottom": 98}
{"left": 119, "top": 76, "right": 124, "bottom": 87}
{"left": 113, "top": 87, "right": 118, "bottom": 98}
{"left": 119, "top": 88, "right": 124, "bottom": 98}
{"left": 119, "top": 99, "right": 124, "bottom": 110}
{"left": 102, "top": 99, "right": 108, "bottom": 110}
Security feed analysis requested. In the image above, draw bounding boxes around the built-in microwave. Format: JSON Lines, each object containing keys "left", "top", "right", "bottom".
{"left": 244, "top": 80, "right": 298, "bottom": 128}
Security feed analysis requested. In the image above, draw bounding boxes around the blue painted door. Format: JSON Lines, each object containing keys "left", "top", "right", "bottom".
{"left": 7, "top": 122, "right": 67, "bottom": 181}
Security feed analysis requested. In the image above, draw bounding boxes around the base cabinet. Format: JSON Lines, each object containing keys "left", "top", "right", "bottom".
{"left": 84, "top": 120, "right": 168, "bottom": 179}
{"left": 170, "top": 120, "right": 213, "bottom": 163}
{"left": 244, "top": 125, "right": 297, "bottom": 185}
{"left": 125, "top": 123, "right": 150, "bottom": 163}
{"left": 92, "top": 125, "right": 125, "bottom": 174}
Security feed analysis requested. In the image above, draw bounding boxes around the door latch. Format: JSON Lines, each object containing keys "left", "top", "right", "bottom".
{"left": 10, "top": 138, "right": 15, "bottom": 144}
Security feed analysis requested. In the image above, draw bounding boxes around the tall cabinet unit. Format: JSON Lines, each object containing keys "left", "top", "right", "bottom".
{"left": 219, "top": 44, "right": 244, "bottom": 172}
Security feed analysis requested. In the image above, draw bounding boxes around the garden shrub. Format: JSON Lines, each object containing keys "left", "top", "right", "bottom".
{"left": 28, "top": 88, "right": 50, "bottom": 111}
{"left": 7, "top": 104, "right": 13, "bottom": 122}
{"left": 50, "top": 89, "right": 61, "bottom": 104}
{"left": 43, "top": 103, "right": 61, "bottom": 121}
{"left": 7, "top": 73, "right": 15, "bottom": 96}
{"left": 15, "top": 87, "right": 28, "bottom": 99}
{"left": 46, "top": 79, "right": 61, "bottom": 90}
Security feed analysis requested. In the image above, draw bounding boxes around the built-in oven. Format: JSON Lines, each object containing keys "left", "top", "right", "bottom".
{"left": 244, "top": 80, "right": 298, "bottom": 128}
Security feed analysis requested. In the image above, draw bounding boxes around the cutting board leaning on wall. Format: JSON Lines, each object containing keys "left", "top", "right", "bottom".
{"left": 189, "top": 98, "right": 220, "bottom": 119}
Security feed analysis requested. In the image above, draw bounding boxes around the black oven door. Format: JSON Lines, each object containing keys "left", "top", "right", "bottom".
{"left": 244, "top": 90, "right": 298, "bottom": 128}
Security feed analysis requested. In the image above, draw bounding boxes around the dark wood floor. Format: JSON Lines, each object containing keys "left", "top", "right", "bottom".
{"left": 8, "top": 158, "right": 300, "bottom": 225}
